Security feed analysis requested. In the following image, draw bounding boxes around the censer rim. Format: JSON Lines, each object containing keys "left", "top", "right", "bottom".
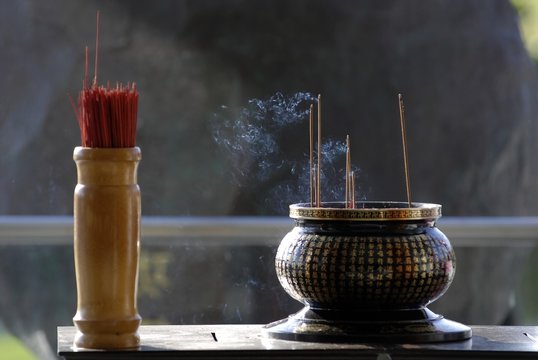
{"left": 289, "top": 201, "right": 441, "bottom": 221}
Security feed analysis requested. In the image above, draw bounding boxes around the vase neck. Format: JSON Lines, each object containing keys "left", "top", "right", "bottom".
{"left": 74, "top": 147, "right": 140, "bottom": 186}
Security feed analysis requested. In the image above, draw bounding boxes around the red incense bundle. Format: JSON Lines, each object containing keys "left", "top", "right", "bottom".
{"left": 74, "top": 81, "right": 138, "bottom": 148}
{"left": 71, "top": 13, "right": 138, "bottom": 148}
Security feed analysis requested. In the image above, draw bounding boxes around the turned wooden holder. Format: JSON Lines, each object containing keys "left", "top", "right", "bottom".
{"left": 72, "top": 147, "right": 142, "bottom": 349}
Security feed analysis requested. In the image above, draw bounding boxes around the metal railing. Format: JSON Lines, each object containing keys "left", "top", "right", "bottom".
{"left": 0, "top": 216, "right": 537, "bottom": 247}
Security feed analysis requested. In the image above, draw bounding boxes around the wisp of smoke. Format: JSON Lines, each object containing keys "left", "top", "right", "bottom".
{"left": 212, "top": 92, "right": 363, "bottom": 213}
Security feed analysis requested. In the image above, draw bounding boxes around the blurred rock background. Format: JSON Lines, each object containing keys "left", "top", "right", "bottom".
{"left": 1, "top": 0, "right": 538, "bottom": 358}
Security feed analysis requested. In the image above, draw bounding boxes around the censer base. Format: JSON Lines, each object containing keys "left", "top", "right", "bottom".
{"left": 264, "top": 306, "right": 472, "bottom": 343}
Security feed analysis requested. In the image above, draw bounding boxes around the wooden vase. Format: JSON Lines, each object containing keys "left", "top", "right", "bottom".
{"left": 72, "top": 147, "right": 142, "bottom": 349}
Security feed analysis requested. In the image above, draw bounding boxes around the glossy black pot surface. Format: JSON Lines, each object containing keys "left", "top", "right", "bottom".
{"left": 265, "top": 202, "right": 471, "bottom": 343}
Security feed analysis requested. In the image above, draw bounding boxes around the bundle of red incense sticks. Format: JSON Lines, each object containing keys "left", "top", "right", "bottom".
{"left": 72, "top": 13, "right": 138, "bottom": 148}
{"left": 74, "top": 81, "right": 138, "bottom": 148}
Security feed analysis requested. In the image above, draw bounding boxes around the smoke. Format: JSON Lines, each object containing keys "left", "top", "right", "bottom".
{"left": 212, "top": 92, "right": 363, "bottom": 213}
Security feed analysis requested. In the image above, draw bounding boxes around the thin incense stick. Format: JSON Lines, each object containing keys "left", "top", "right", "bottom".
{"left": 93, "top": 11, "right": 100, "bottom": 86}
{"left": 351, "top": 170, "right": 356, "bottom": 209}
{"left": 345, "top": 135, "right": 351, "bottom": 208}
{"left": 398, "top": 93, "right": 412, "bottom": 207}
{"left": 84, "top": 47, "right": 89, "bottom": 89}
{"left": 73, "top": 12, "right": 139, "bottom": 148}
{"left": 309, "top": 104, "right": 314, "bottom": 207}
{"left": 316, "top": 94, "right": 322, "bottom": 207}
{"left": 312, "top": 164, "right": 317, "bottom": 208}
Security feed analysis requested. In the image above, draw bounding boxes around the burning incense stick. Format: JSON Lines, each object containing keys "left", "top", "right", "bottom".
{"left": 316, "top": 94, "right": 322, "bottom": 207}
{"left": 71, "top": 12, "right": 139, "bottom": 148}
{"left": 310, "top": 164, "right": 318, "bottom": 207}
{"left": 398, "top": 93, "right": 412, "bottom": 207}
{"left": 345, "top": 135, "right": 351, "bottom": 208}
{"left": 344, "top": 135, "right": 356, "bottom": 209}
{"left": 306, "top": 95, "right": 362, "bottom": 209}
{"left": 351, "top": 170, "right": 356, "bottom": 209}
{"left": 309, "top": 104, "right": 314, "bottom": 207}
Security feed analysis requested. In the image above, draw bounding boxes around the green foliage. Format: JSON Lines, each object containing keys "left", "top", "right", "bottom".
{"left": 0, "top": 333, "right": 36, "bottom": 360}
{"left": 517, "top": 247, "right": 538, "bottom": 324}
{"left": 511, "top": 0, "right": 538, "bottom": 324}
{"left": 139, "top": 250, "right": 172, "bottom": 299}
{"left": 511, "top": 0, "right": 538, "bottom": 60}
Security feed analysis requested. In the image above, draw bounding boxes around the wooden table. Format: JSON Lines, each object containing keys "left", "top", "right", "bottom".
{"left": 58, "top": 325, "right": 538, "bottom": 359}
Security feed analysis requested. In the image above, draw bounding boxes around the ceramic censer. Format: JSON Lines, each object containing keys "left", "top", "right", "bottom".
{"left": 264, "top": 201, "right": 471, "bottom": 343}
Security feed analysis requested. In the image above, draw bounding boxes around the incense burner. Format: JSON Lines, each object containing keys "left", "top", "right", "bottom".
{"left": 264, "top": 201, "right": 471, "bottom": 343}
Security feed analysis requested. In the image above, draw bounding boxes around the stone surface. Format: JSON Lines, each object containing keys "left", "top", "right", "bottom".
{"left": 58, "top": 325, "right": 538, "bottom": 359}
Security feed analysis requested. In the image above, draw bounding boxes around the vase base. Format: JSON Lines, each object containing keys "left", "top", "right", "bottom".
{"left": 74, "top": 331, "right": 140, "bottom": 350}
{"left": 263, "top": 306, "right": 471, "bottom": 343}
{"left": 73, "top": 316, "right": 142, "bottom": 350}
